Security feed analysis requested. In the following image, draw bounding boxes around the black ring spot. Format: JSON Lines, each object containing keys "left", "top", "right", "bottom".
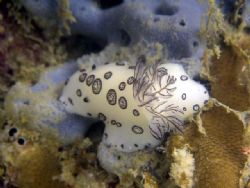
{"left": 118, "top": 97, "right": 127, "bottom": 109}
{"left": 133, "top": 109, "right": 140, "bottom": 116}
{"left": 183, "top": 107, "right": 187, "bottom": 111}
{"left": 127, "top": 76, "right": 135, "bottom": 85}
{"left": 106, "top": 89, "right": 117, "bottom": 105}
{"left": 116, "top": 122, "right": 122, "bottom": 127}
{"left": 193, "top": 104, "right": 200, "bottom": 111}
{"left": 180, "top": 75, "right": 188, "bottom": 81}
{"left": 204, "top": 100, "right": 208, "bottom": 105}
{"left": 86, "top": 75, "right": 95, "bottom": 86}
{"left": 98, "top": 113, "right": 106, "bottom": 121}
{"left": 119, "top": 82, "right": 126, "bottom": 91}
{"left": 181, "top": 93, "right": 186, "bottom": 100}
{"left": 111, "top": 120, "right": 116, "bottom": 125}
{"left": 79, "top": 73, "right": 87, "bottom": 82}
{"left": 92, "top": 78, "right": 102, "bottom": 94}
{"left": 76, "top": 89, "right": 82, "bottom": 97}
{"left": 104, "top": 71, "right": 112, "bottom": 80}
{"left": 132, "top": 125, "right": 144, "bottom": 134}
{"left": 83, "top": 97, "right": 89, "bottom": 103}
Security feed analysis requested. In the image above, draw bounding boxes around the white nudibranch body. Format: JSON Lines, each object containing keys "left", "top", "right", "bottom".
{"left": 60, "top": 56, "right": 209, "bottom": 152}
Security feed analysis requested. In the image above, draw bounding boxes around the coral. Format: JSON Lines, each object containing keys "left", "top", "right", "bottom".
{"left": 4, "top": 63, "right": 93, "bottom": 144}
{"left": 2, "top": 0, "right": 250, "bottom": 187}
{"left": 0, "top": 122, "right": 67, "bottom": 188}
{"left": 169, "top": 145, "right": 195, "bottom": 188}
{"left": 59, "top": 138, "right": 113, "bottom": 188}
{"left": 19, "top": 0, "right": 208, "bottom": 59}
{"left": 168, "top": 103, "right": 246, "bottom": 188}
{"left": 208, "top": 43, "right": 250, "bottom": 111}
{"left": 0, "top": 0, "right": 67, "bottom": 108}
{"left": 243, "top": 0, "right": 250, "bottom": 28}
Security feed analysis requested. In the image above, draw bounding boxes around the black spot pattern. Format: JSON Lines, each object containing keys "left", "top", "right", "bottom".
{"left": 86, "top": 75, "right": 95, "bottom": 86}
{"left": 134, "top": 144, "right": 138, "bottom": 147}
{"left": 79, "top": 73, "right": 87, "bottom": 82}
{"left": 98, "top": 113, "right": 106, "bottom": 121}
{"left": 127, "top": 76, "right": 135, "bottom": 85}
{"left": 193, "top": 104, "right": 200, "bottom": 111}
{"left": 87, "top": 113, "right": 92, "bottom": 116}
{"left": 119, "top": 82, "right": 126, "bottom": 91}
{"left": 76, "top": 89, "right": 82, "bottom": 97}
{"left": 132, "top": 125, "right": 144, "bottom": 134}
{"left": 180, "top": 75, "right": 188, "bottom": 81}
{"left": 68, "top": 97, "right": 74, "bottom": 105}
{"left": 104, "top": 71, "right": 112, "bottom": 80}
{"left": 118, "top": 97, "right": 127, "bottom": 109}
{"left": 120, "top": 144, "right": 124, "bottom": 149}
{"left": 116, "top": 62, "right": 125, "bottom": 66}
{"left": 204, "top": 100, "right": 208, "bottom": 104}
{"left": 92, "top": 64, "right": 96, "bottom": 70}
{"left": 181, "top": 93, "right": 186, "bottom": 100}
{"left": 106, "top": 89, "right": 117, "bottom": 105}
{"left": 83, "top": 97, "right": 89, "bottom": 103}
{"left": 92, "top": 78, "right": 102, "bottom": 94}
{"left": 133, "top": 109, "right": 140, "bottom": 116}
{"left": 111, "top": 120, "right": 122, "bottom": 127}
{"left": 111, "top": 120, "right": 116, "bottom": 125}
{"left": 116, "top": 122, "right": 122, "bottom": 127}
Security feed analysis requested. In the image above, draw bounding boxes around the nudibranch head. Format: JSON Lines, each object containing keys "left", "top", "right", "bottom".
{"left": 60, "top": 56, "right": 209, "bottom": 152}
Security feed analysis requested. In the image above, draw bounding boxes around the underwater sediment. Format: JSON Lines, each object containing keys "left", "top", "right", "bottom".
{"left": 0, "top": 0, "right": 250, "bottom": 188}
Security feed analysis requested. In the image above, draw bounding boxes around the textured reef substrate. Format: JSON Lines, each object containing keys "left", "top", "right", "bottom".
{"left": 0, "top": 0, "right": 250, "bottom": 188}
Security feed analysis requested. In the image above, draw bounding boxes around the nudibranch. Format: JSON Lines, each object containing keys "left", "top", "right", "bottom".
{"left": 60, "top": 56, "right": 209, "bottom": 152}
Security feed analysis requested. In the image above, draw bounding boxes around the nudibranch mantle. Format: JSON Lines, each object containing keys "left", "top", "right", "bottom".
{"left": 60, "top": 57, "right": 209, "bottom": 152}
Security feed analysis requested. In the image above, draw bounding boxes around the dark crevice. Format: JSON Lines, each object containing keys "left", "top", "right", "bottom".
{"left": 119, "top": 29, "right": 131, "bottom": 46}
{"left": 179, "top": 19, "right": 186, "bottom": 26}
{"left": 60, "top": 35, "right": 106, "bottom": 59}
{"left": 193, "top": 74, "right": 211, "bottom": 92}
{"left": 155, "top": 5, "right": 178, "bottom": 16}
{"left": 96, "top": 0, "right": 124, "bottom": 9}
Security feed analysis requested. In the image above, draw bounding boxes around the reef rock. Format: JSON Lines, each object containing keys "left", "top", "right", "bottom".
{"left": 4, "top": 62, "right": 93, "bottom": 144}
{"left": 20, "top": 0, "right": 208, "bottom": 59}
